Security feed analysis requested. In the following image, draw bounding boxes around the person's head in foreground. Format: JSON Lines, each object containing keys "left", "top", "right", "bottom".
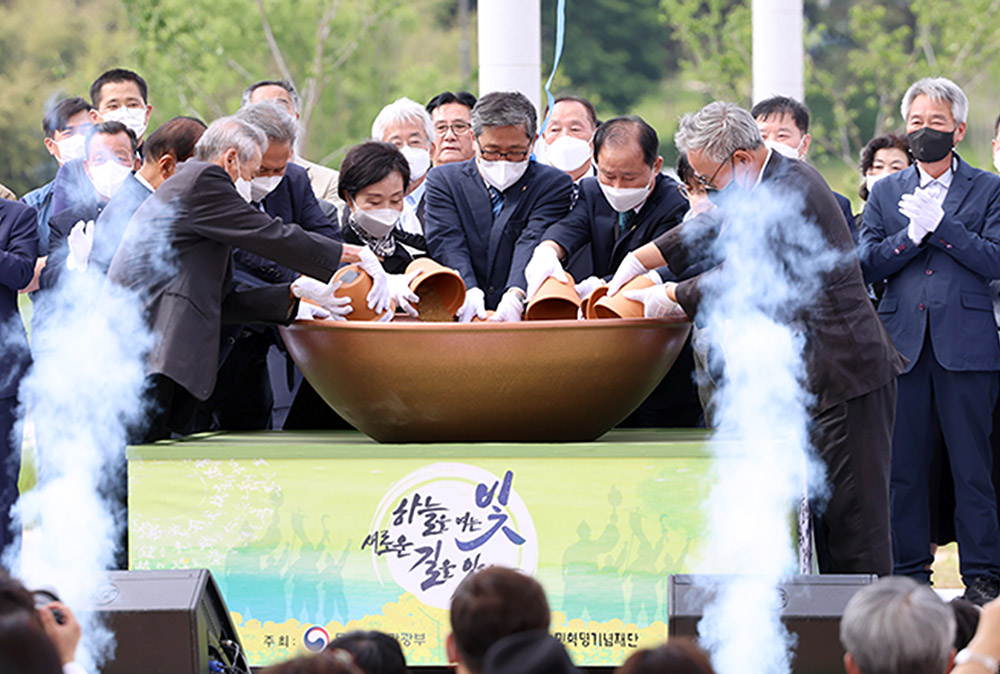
{"left": 448, "top": 566, "right": 550, "bottom": 674}
{"left": 839, "top": 576, "right": 955, "bottom": 674}
{"left": 264, "top": 650, "right": 364, "bottom": 674}
{"left": 616, "top": 639, "right": 715, "bottom": 674}
{"left": 327, "top": 630, "right": 407, "bottom": 674}
{"left": 480, "top": 630, "right": 579, "bottom": 674}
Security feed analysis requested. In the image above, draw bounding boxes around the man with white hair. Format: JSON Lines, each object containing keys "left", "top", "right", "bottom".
{"left": 372, "top": 96, "right": 436, "bottom": 238}
{"left": 107, "top": 116, "right": 387, "bottom": 441}
{"left": 840, "top": 576, "right": 956, "bottom": 674}
{"left": 860, "top": 77, "right": 1000, "bottom": 604}
{"left": 242, "top": 79, "right": 342, "bottom": 209}
{"left": 606, "top": 101, "right": 905, "bottom": 575}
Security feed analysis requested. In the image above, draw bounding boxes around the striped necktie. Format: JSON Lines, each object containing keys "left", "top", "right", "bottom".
{"left": 489, "top": 186, "right": 505, "bottom": 220}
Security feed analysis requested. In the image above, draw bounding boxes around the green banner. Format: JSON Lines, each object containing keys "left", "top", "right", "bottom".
{"left": 128, "top": 430, "right": 711, "bottom": 667}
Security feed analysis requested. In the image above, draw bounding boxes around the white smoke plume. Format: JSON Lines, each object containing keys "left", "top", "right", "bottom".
{"left": 688, "top": 182, "right": 843, "bottom": 674}
{"left": 4, "top": 194, "right": 177, "bottom": 670}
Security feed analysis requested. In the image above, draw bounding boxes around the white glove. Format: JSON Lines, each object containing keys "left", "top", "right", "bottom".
{"left": 291, "top": 276, "right": 352, "bottom": 320}
{"left": 524, "top": 245, "right": 568, "bottom": 299}
{"left": 898, "top": 188, "right": 944, "bottom": 244}
{"left": 623, "top": 283, "right": 687, "bottom": 319}
{"left": 295, "top": 300, "right": 333, "bottom": 321}
{"left": 387, "top": 271, "right": 420, "bottom": 317}
{"left": 573, "top": 275, "right": 605, "bottom": 301}
{"left": 607, "top": 252, "right": 650, "bottom": 296}
{"left": 645, "top": 269, "right": 662, "bottom": 285}
{"left": 66, "top": 219, "right": 95, "bottom": 272}
{"left": 457, "top": 287, "right": 487, "bottom": 322}
{"left": 357, "top": 246, "right": 391, "bottom": 314}
{"left": 488, "top": 288, "right": 526, "bottom": 322}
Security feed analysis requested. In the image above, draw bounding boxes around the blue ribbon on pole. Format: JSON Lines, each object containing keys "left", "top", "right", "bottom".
{"left": 539, "top": 0, "right": 567, "bottom": 135}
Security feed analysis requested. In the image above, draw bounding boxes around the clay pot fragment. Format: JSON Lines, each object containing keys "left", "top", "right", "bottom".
{"left": 332, "top": 264, "right": 394, "bottom": 321}
{"left": 525, "top": 272, "right": 580, "bottom": 321}
{"left": 592, "top": 275, "right": 654, "bottom": 319}
{"left": 405, "top": 258, "right": 466, "bottom": 322}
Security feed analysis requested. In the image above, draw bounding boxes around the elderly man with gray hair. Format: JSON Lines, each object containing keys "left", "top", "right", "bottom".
{"left": 424, "top": 90, "right": 574, "bottom": 321}
{"left": 860, "top": 77, "right": 1000, "bottom": 605}
{"left": 840, "top": 576, "right": 956, "bottom": 674}
{"left": 108, "top": 115, "right": 388, "bottom": 442}
{"left": 372, "top": 96, "right": 436, "bottom": 238}
{"left": 606, "top": 101, "right": 905, "bottom": 575}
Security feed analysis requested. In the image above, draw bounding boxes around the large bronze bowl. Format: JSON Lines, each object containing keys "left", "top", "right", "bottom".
{"left": 279, "top": 317, "right": 691, "bottom": 443}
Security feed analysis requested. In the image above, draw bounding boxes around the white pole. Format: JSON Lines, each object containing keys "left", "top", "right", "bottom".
{"left": 752, "top": 0, "right": 804, "bottom": 104}
{"left": 477, "top": 0, "right": 542, "bottom": 117}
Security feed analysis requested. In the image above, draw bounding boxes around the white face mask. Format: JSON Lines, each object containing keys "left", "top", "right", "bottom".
{"left": 250, "top": 175, "right": 283, "bottom": 203}
{"left": 89, "top": 161, "right": 132, "bottom": 200}
{"left": 865, "top": 173, "right": 888, "bottom": 194}
{"left": 102, "top": 106, "right": 149, "bottom": 139}
{"left": 543, "top": 134, "right": 593, "bottom": 173}
{"left": 994, "top": 152, "right": 1000, "bottom": 175}
{"left": 478, "top": 157, "right": 530, "bottom": 192}
{"left": 599, "top": 174, "right": 654, "bottom": 213}
{"left": 764, "top": 139, "right": 802, "bottom": 160}
{"left": 353, "top": 207, "right": 400, "bottom": 239}
{"left": 56, "top": 135, "right": 87, "bottom": 165}
{"left": 399, "top": 146, "right": 431, "bottom": 182}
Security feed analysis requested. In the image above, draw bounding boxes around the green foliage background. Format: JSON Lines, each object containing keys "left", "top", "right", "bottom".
{"left": 3, "top": 0, "right": 1000, "bottom": 212}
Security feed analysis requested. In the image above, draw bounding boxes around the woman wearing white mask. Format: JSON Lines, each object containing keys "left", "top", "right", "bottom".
{"left": 338, "top": 141, "right": 427, "bottom": 315}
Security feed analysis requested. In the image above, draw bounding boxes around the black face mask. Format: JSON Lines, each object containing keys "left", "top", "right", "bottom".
{"left": 907, "top": 126, "right": 955, "bottom": 163}
{"left": 705, "top": 159, "right": 742, "bottom": 207}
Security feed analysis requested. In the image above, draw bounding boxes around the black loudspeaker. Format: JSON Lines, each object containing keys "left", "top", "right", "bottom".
{"left": 668, "top": 574, "right": 877, "bottom": 674}
{"left": 90, "top": 569, "right": 248, "bottom": 674}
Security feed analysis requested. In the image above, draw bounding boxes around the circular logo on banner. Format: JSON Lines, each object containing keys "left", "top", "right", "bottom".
{"left": 303, "top": 626, "right": 330, "bottom": 652}
{"left": 364, "top": 463, "right": 538, "bottom": 609}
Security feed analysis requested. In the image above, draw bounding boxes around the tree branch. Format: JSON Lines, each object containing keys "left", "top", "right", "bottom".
{"left": 255, "top": 0, "right": 295, "bottom": 83}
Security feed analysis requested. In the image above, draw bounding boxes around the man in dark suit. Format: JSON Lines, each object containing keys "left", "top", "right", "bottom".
{"left": 751, "top": 96, "right": 857, "bottom": 242}
{"left": 424, "top": 91, "right": 574, "bottom": 321}
{"left": 87, "top": 116, "right": 207, "bottom": 275}
{"left": 203, "top": 101, "right": 342, "bottom": 431}
{"left": 39, "top": 121, "right": 139, "bottom": 292}
{"left": 860, "top": 77, "right": 1000, "bottom": 604}
{"left": 525, "top": 115, "right": 701, "bottom": 427}
{"left": 0, "top": 199, "right": 38, "bottom": 554}
{"left": 107, "top": 116, "right": 385, "bottom": 442}
{"left": 609, "top": 102, "right": 906, "bottom": 575}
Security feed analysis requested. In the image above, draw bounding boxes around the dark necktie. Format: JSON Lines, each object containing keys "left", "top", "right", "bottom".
{"left": 489, "top": 186, "right": 505, "bottom": 220}
{"left": 618, "top": 210, "right": 634, "bottom": 232}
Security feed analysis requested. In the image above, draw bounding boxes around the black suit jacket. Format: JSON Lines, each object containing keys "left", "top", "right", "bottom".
{"left": 0, "top": 199, "right": 38, "bottom": 398}
{"left": 424, "top": 159, "right": 574, "bottom": 309}
{"left": 107, "top": 160, "right": 344, "bottom": 400}
{"left": 654, "top": 152, "right": 905, "bottom": 413}
{"left": 543, "top": 173, "right": 689, "bottom": 279}
{"left": 234, "top": 162, "right": 341, "bottom": 286}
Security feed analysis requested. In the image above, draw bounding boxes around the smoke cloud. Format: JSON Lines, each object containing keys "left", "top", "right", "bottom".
{"left": 3, "top": 190, "right": 177, "bottom": 670}
{"left": 688, "top": 182, "right": 843, "bottom": 674}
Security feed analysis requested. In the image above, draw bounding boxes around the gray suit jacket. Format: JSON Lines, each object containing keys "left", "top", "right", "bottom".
{"left": 107, "top": 160, "right": 343, "bottom": 400}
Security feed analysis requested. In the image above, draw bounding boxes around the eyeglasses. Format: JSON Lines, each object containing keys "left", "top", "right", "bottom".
{"left": 476, "top": 141, "right": 530, "bottom": 162}
{"left": 434, "top": 122, "right": 472, "bottom": 137}
{"left": 695, "top": 151, "right": 735, "bottom": 191}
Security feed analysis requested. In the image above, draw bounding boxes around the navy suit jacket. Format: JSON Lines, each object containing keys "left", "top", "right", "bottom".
{"left": 542, "top": 173, "right": 689, "bottom": 279}
{"left": 0, "top": 199, "right": 38, "bottom": 398}
{"left": 234, "top": 162, "right": 341, "bottom": 286}
{"left": 424, "top": 159, "right": 574, "bottom": 309}
{"left": 91, "top": 173, "right": 152, "bottom": 275}
{"left": 860, "top": 155, "right": 1000, "bottom": 372}
{"left": 39, "top": 195, "right": 106, "bottom": 291}
{"left": 834, "top": 191, "right": 857, "bottom": 242}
